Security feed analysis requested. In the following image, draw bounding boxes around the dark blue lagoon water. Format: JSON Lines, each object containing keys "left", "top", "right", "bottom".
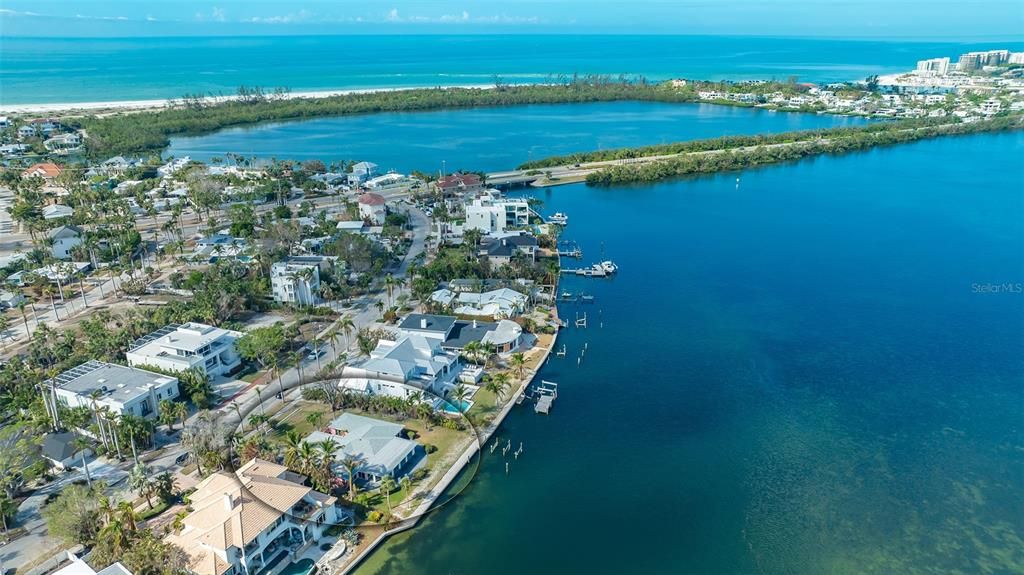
{"left": 356, "top": 132, "right": 1024, "bottom": 574}
{"left": 167, "top": 101, "right": 868, "bottom": 172}
{"left": 4, "top": 35, "right": 1024, "bottom": 105}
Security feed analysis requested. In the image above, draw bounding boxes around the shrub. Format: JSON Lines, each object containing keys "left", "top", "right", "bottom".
{"left": 423, "top": 444, "right": 438, "bottom": 454}
{"left": 366, "top": 510, "right": 384, "bottom": 523}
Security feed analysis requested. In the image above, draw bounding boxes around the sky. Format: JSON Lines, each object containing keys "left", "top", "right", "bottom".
{"left": 0, "top": 0, "right": 1022, "bottom": 39}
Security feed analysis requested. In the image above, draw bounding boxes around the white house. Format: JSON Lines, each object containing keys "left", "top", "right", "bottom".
{"left": 44, "top": 133, "right": 81, "bottom": 152}
{"left": 48, "top": 360, "right": 180, "bottom": 419}
{"left": 43, "top": 204, "right": 75, "bottom": 221}
{"left": 464, "top": 195, "right": 531, "bottom": 235}
{"left": 165, "top": 459, "right": 343, "bottom": 575}
{"left": 345, "top": 333, "right": 461, "bottom": 398}
{"left": 357, "top": 192, "right": 387, "bottom": 225}
{"left": 270, "top": 256, "right": 333, "bottom": 307}
{"left": 431, "top": 287, "right": 529, "bottom": 319}
{"left": 48, "top": 225, "right": 83, "bottom": 259}
{"left": 51, "top": 551, "right": 132, "bottom": 575}
{"left": 306, "top": 413, "right": 420, "bottom": 482}
{"left": 126, "top": 322, "right": 242, "bottom": 379}
{"left": 347, "top": 161, "right": 378, "bottom": 186}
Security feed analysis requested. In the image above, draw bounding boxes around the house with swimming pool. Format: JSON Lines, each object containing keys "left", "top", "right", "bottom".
{"left": 165, "top": 458, "right": 345, "bottom": 575}
{"left": 342, "top": 332, "right": 462, "bottom": 400}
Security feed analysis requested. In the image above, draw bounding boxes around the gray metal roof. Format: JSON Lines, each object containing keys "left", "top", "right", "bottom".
{"left": 49, "top": 360, "right": 176, "bottom": 400}
{"left": 399, "top": 314, "right": 457, "bottom": 335}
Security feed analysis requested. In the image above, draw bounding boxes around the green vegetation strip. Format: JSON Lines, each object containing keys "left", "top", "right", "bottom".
{"left": 80, "top": 80, "right": 685, "bottom": 157}
{"left": 541, "top": 115, "right": 1020, "bottom": 186}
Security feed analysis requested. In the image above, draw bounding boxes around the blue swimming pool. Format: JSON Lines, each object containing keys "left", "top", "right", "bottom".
{"left": 441, "top": 400, "right": 473, "bottom": 414}
{"left": 278, "top": 559, "right": 315, "bottom": 575}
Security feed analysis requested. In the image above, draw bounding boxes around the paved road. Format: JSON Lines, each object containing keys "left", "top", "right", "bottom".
{"left": 0, "top": 457, "right": 129, "bottom": 572}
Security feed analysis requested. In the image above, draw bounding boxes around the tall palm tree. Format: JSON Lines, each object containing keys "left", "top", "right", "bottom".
{"left": 510, "top": 353, "right": 527, "bottom": 379}
{"left": 297, "top": 441, "right": 319, "bottom": 476}
{"left": 16, "top": 299, "right": 31, "bottom": 338}
{"left": 0, "top": 315, "right": 9, "bottom": 351}
{"left": 339, "top": 316, "right": 355, "bottom": 350}
{"left": 451, "top": 384, "right": 470, "bottom": 414}
{"left": 485, "top": 373, "right": 511, "bottom": 406}
{"left": 282, "top": 431, "right": 304, "bottom": 470}
{"left": 339, "top": 454, "right": 363, "bottom": 500}
{"left": 379, "top": 475, "right": 397, "bottom": 518}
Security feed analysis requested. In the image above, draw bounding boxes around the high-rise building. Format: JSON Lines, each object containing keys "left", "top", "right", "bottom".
{"left": 915, "top": 57, "right": 950, "bottom": 76}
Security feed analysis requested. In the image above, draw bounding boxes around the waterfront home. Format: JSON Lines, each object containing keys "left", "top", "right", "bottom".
{"left": 430, "top": 287, "right": 528, "bottom": 319}
{"left": 464, "top": 195, "right": 531, "bottom": 235}
{"left": 41, "top": 431, "right": 92, "bottom": 470}
{"left": 48, "top": 224, "right": 83, "bottom": 259}
{"left": 345, "top": 333, "right": 461, "bottom": 398}
{"left": 126, "top": 322, "right": 242, "bottom": 379}
{"left": 270, "top": 255, "right": 334, "bottom": 307}
{"left": 47, "top": 360, "right": 180, "bottom": 419}
{"left": 479, "top": 233, "right": 538, "bottom": 267}
{"left": 357, "top": 192, "right": 387, "bottom": 225}
{"left": 0, "top": 143, "right": 30, "bottom": 157}
{"left": 166, "top": 458, "right": 342, "bottom": 575}
{"left": 157, "top": 156, "right": 191, "bottom": 177}
{"left": 434, "top": 172, "right": 484, "bottom": 196}
{"left": 17, "top": 118, "right": 60, "bottom": 139}
{"left": 398, "top": 313, "right": 524, "bottom": 354}
{"left": 348, "top": 161, "right": 379, "bottom": 186}
{"left": 306, "top": 413, "right": 420, "bottom": 482}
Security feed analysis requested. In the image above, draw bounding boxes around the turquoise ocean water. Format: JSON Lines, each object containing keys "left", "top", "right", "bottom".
{"left": 2, "top": 35, "right": 1024, "bottom": 105}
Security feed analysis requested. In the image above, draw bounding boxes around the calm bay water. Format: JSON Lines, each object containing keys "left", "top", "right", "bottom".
{"left": 167, "top": 101, "right": 869, "bottom": 172}
{"left": 3, "top": 35, "right": 1024, "bottom": 105}
{"left": 354, "top": 131, "right": 1024, "bottom": 574}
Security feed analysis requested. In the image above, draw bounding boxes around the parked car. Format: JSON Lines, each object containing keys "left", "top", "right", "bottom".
{"left": 175, "top": 452, "right": 190, "bottom": 465}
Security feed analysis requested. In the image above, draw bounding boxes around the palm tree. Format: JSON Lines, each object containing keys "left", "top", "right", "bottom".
{"left": 485, "top": 373, "right": 511, "bottom": 406}
{"left": 339, "top": 316, "right": 355, "bottom": 350}
{"left": 282, "top": 431, "right": 304, "bottom": 470}
{"left": 339, "top": 454, "right": 363, "bottom": 500}
{"left": 173, "top": 401, "right": 188, "bottom": 431}
{"left": 129, "top": 463, "right": 155, "bottom": 509}
{"left": 400, "top": 475, "right": 412, "bottom": 497}
{"left": 451, "top": 384, "right": 470, "bottom": 414}
{"left": 16, "top": 299, "right": 31, "bottom": 338}
{"left": 510, "top": 353, "right": 527, "bottom": 379}
{"left": 379, "top": 475, "right": 397, "bottom": 519}
{"left": 297, "top": 441, "right": 319, "bottom": 476}
{"left": 374, "top": 300, "right": 385, "bottom": 319}
{"left": 314, "top": 440, "right": 341, "bottom": 492}
{"left": 0, "top": 315, "right": 9, "bottom": 351}
{"left": 305, "top": 410, "right": 324, "bottom": 431}
{"left": 74, "top": 435, "right": 94, "bottom": 488}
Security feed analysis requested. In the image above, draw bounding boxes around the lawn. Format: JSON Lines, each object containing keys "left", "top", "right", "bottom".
{"left": 265, "top": 400, "right": 334, "bottom": 441}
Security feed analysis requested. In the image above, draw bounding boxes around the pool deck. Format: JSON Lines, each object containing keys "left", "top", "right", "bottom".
{"left": 334, "top": 308, "right": 561, "bottom": 574}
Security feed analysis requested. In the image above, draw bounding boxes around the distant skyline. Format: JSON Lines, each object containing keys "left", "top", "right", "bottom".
{"left": 1, "top": 0, "right": 1022, "bottom": 39}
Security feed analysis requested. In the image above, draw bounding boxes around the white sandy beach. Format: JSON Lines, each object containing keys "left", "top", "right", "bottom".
{"left": 0, "top": 84, "right": 494, "bottom": 115}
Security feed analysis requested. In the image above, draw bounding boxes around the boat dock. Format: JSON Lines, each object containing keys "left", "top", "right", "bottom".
{"left": 525, "top": 380, "right": 558, "bottom": 414}
{"left": 561, "top": 267, "right": 608, "bottom": 277}
{"left": 557, "top": 240, "right": 582, "bottom": 258}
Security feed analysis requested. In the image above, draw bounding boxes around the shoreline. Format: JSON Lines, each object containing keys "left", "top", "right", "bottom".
{"left": 0, "top": 83, "right": 496, "bottom": 115}
{"left": 336, "top": 311, "right": 561, "bottom": 574}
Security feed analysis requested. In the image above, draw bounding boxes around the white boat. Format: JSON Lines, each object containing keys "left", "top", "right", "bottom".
{"left": 598, "top": 260, "right": 618, "bottom": 274}
{"left": 549, "top": 212, "right": 569, "bottom": 225}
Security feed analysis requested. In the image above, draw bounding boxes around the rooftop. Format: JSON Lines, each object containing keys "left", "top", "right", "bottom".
{"left": 308, "top": 413, "right": 418, "bottom": 478}
{"left": 357, "top": 192, "right": 386, "bottom": 206}
{"left": 398, "top": 313, "right": 457, "bottom": 335}
{"left": 129, "top": 322, "right": 238, "bottom": 354}
{"left": 49, "top": 360, "right": 176, "bottom": 401}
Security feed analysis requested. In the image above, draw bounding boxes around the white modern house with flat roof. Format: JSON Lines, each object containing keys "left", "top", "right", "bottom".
{"left": 166, "top": 459, "right": 343, "bottom": 575}
{"left": 126, "top": 322, "right": 242, "bottom": 379}
{"left": 464, "top": 195, "right": 531, "bottom": 235}
{"left": 49, "top": 360, "right": 180, "bottom": 419}
{"left": 270, "top": 256, "right": 334, "bottom": 307}
{"left": 307, "top": 413, "right": 420, "bottom": 482}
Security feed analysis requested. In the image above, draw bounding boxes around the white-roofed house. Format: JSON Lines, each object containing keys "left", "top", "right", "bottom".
{"left": 48, "top": 360, "right": 180, "bottom": 419}
{"left": 430, "top": 287, "right": 528, "bottom": 319}
{"left": 126, "top": 322, "right": 242, "bottom": 379}
{"left": 344, "top": 333, "right": 462, "bottom": 399}
{"left": 306, "top": 413, "right": 421, "bottom": 483}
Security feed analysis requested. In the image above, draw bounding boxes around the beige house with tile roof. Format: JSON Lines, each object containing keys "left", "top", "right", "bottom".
{"left": 166, "top": 459, "right": 344, "bottom": 575}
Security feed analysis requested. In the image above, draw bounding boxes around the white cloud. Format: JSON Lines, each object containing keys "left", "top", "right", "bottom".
{"left": 0, "top": 8, "right": 41, "bottom": 17}
{"left": 245, "top": 9, "right": 313, "bottom": 24}
{"left": 382, "top": 9, "right": 539, "bottom": 25}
